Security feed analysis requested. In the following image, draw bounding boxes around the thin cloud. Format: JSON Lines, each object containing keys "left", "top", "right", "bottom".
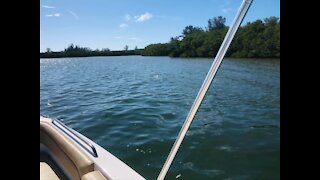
{"left": 220, "top": 0, "right": 232, "bottom": 14}
{"left": 46, "top": 13, "right": 61, "bottom": 17}
{"left": 42, "top": 5, "right": 55, "bottom": 9}
{"left": 220, "top": 0, "right": 231, "bottom": 7}
{"left": 119, "top": 23, "right": 129, "bottom": 28}
{"left": 155, "top": 15, "right": 182, "bottom": 21}
{"left": 134, "top": 12, "right": 153, "bottom": 22}
{"left": 124, "top": 14, "right": 131, "bottom": 21}
{"left": 114, "top": 36, "right": 122, "bottom": 39}
{"left": 129, "top": 37, "right": 143, "bottom": 42}
{"left": 222, "top": 8, "right": 232, "bottom": 13}
{"left": 69, "top": 11, "right": 79, "bottom": 19}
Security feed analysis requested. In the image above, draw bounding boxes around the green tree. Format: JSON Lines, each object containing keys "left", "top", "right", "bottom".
{"left": 41, "top": 16, "right": 280, "bottom": 59}
{"left": 102, "top": 48, "right": 110, "bottom": 52}
{"left": 182, "top": 25, "right": 204, "bottom": 37}
{"left": 207, "top": 16, "right": 226, "bottom": 32}
{"left": 167, "top": 37, "right": 182, "bottom": 57}
{"left": 142, "top": 43, "right": 169, "bottom": 56}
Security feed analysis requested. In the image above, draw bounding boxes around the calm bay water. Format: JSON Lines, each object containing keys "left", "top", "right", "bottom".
{"left": 40, "top": 56, "right": 280, "bottom": 179}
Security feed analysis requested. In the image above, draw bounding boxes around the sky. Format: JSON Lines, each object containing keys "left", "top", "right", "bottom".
{"left": 40, "top": 0, "right": 280, "bottom": 52}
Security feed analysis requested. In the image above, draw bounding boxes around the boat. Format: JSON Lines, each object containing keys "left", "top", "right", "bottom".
{"left": 40, "top": 116, "right": 145, "bottom": 180}
{"left": 40, "top": 0, "right": 253, "bottom": 179}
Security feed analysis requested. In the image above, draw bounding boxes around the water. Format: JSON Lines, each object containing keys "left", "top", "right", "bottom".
{"left": 40, "top": 56, "right": 280, "bottom": 179}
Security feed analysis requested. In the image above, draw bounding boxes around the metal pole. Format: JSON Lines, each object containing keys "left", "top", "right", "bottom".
{"left": 157, "top": 0, "right": 253, "bottom": 179}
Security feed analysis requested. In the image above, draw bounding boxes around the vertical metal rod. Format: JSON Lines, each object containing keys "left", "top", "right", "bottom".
{"left": 157, "top": 0, "right": 253, "bottom": 179}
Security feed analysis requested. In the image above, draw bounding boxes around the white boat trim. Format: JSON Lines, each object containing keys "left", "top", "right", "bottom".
{"left": 40, "top": 116, "right": 146, "bottom": 180}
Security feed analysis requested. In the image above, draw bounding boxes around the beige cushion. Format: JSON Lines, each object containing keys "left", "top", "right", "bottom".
{"left": 40, "top": 121, "right": 94, "bottom": 179}
{"left": 40, "top": 162, "right": 59, "bottom": 180}
{"left": 81, "top": 171, "right": 107, "bottom": 180}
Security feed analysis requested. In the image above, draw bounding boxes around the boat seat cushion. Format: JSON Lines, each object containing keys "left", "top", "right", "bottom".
{"left": 40, "top": 162, "right": 60, "bottom": 180}
{"left": 81, "top": 171, "right": 107, "bottom": 180}
{"left": 40, "top": 121, "right": 95, "bottom": 179}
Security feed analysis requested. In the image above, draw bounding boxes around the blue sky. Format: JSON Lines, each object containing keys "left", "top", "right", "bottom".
{"left": 40, "top": 0, "right": 280, "bottom": 52}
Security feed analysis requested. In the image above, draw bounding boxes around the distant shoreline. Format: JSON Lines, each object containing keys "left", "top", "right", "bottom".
{"left": 40, "top": 54, "right": 280, "bottom": 59}
{"left": 41, "top": 16, "right": 279, "bottom": 59}
{"left": 40, "top": 49, "right": 142, "bottom": 59}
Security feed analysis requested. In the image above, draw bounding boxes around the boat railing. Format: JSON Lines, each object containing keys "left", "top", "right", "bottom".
{"left": 157, "top": 0, "right": 253, "bottom": 179}
{"left": 52, "top": 119, "right": 98, "bottom": 157}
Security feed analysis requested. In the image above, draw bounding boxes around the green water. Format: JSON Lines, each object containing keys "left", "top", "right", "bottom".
{"left": 40, "top": 56, "right": 280, "bottom": 179}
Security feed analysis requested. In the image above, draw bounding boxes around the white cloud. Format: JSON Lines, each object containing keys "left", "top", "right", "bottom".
{"left": 220, "top": 0, "right": 231, "bottom": 7}
{"left": 124, "top": 14, "right": 131, "bottom": 21}
{"left": 134, "top": 12, "right": 153, "bottom": 22}
{"left": 42, "top": 5, "right": 55, "bottom": 9}
{"left": 119, "top": 23, "right": 128, "bottom": 28}
{"left": 46, "top": 13, "right": 61, "bottom": 17}
{"left": 114, "top": 36, "right": 122, "bottom": 39}
{"left": 220, "top": 0, "right": 232, "bottom": 14}
{"left": 222, "top": 8, "right": 232, "bottom": 13}
{"left": 69, "top": 11, "right": 79, "bottom": 19}
{"left": 129, "top": 37, "right": 143, "bottom": 42}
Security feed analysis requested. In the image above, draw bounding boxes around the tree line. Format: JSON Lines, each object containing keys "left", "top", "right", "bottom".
{"left": 40, "top": 44, "right": 141, "bottom": 58}
{"left": 143, "top": 16, "right": 280, "bottom": 58}
{"left": 40, "top": 16, "right": 279, "bottom": 59}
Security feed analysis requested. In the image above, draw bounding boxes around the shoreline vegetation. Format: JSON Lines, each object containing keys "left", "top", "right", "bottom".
{"left": 40, "top": 16, "right": 279, "bottom": 59}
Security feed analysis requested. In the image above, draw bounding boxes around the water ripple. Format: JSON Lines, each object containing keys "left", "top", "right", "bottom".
{"left": 40, "top": 56, "right": 279, "bottom": 179}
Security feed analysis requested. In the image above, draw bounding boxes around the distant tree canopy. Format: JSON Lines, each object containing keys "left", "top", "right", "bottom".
{"left": 142, "top": 16, "right": 280, "bottom": 58}
{"left": 41, "top": 16, "right": 280, "bottom": 59}
{"left": 182, "top": 25, "right": 204, "bottom": 36}
{"left": 207, "top": 16, "right": 226, "bottom": 31}
{"left": 40, "top": 44, "right": 142, "bottom": 58}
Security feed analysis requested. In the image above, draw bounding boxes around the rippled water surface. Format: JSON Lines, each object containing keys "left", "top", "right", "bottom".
{"left": 40, "top": 56, "right": 280, "bottom": 179}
